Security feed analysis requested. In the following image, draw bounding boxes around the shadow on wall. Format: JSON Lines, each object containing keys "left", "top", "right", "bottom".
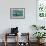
{"left": 2, "top": 28, "right": 11, "bottom": 34}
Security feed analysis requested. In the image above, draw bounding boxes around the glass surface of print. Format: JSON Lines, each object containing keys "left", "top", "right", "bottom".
{"left": 37, "top": 0, "right": 46, "bottom": 18}
{"left": 13, "top": 10, "right": 23, "bottom": 16}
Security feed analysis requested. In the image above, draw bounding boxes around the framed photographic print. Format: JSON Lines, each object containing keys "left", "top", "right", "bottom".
{"left": 37, "top": 0, "right": 46, "bottom": 18}
{"left": 10, "top": 8, "right": 25, "bottom": 19}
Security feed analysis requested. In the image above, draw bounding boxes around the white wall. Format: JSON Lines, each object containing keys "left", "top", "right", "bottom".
{"left": 0, "top": 0, "right": 36, "bottom": 42}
